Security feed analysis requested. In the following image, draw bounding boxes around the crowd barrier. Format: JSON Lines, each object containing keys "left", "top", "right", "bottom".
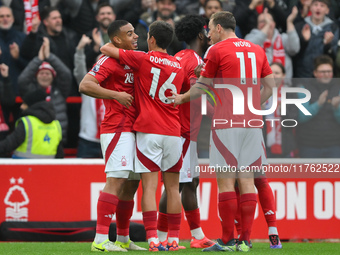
{"left": 1, "top": 158, "right": 339, "bottom": 240}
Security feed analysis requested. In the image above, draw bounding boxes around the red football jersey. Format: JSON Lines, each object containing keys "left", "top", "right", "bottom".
{"left": 201, "top": 38, "right": 272, "bottom": 129}
{"left": 88, "top": 55, "right": 136, "bottom": 134}
{"left": 119, "top": 49, "right": 184, "bottom": 136}
{"left": 175, "top": 49, "right": 203, "bottom": 141}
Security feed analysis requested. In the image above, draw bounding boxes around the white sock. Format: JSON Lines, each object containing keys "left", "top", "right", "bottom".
{"left": 191, "top": 227, "right": 205, "bottom": 240}
{"left": 268, "top": 227, "right": 278, "bottom": 235}
{"left": 157, "top": 230, "right": 168, "bottom": 242}
{"left": 148, "top": 237, "right": 159, "bottom": 245}
{"left": 94, "top": 233, "right": 108, "bottom": 244}
{"left": 168, "top": 237, "right": 179, "bottom": 244}
{"left": 117, "top": 235, "right": 129, "bottom": 243}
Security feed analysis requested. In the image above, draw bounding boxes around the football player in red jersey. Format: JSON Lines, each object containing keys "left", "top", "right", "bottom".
{"left": 79, "top": 20, "right": 146, "bottom": 252}
{"left": 172, "top": 11, "right": 276, "bottom": 252}
{"left": 101, "top": 20, "right": 185, "bottom": 251}
{"left": 156, "top": 14, "right": 215, "bottom": 249}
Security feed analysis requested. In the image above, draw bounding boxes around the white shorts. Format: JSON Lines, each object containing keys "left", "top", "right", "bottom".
{"left": 135, "top": 132, "right": 182, "bottom": 173}
{"left": 180, "top": 137, "right": 199, "bottom": 183}
{"left": 210, "top": 128, "right": 262, "bottom": 170}
{"left": 100, "top": 132, "right": 135, "bottom": 178}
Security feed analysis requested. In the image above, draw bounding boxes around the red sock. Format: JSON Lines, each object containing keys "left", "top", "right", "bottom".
{"left": 143, "top": 211, "right": 158, "bottom": 240}
{"left": 157, "top": 212, "right": 168, "bottom": 232}
{"left": 239, "top": 193, "right": 257, "bottom": 242}
{"left": 218, "top": 192, "right": 237, "bottom": 244}
{"left": 185, "top": 208, "right": 201, "bottom": 230}
{"left": 116, "top": 200, "right": 134, "bottom": 236}
{"left": 167, "top": 213, "right": 181, "bottom": 239}
{"left": 255, "top": 177, "right": 277, "bottom": 228}
{"left": 234, "top": 187, "right": 242, "bottom": 237}
{"left": 96, "top": 192, "right": 119, "bottom": 234}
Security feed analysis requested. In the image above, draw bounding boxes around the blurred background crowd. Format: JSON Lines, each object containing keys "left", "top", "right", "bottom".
{"left": 0, "top": 0, "right": 340, "bottom": 159}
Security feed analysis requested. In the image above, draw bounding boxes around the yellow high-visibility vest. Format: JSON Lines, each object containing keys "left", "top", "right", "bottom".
{"left": 13, "top": 116, "right": 62, "bottom": 158}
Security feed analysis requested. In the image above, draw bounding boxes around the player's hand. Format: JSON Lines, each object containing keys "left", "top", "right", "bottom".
{"left": 0, "top": 63, "right": 9, "bottom": 78}
{"left": 116, "top": 91, "right": 134, "bottom": 108}
{"left": 168, "top": 91, "right": 184, "bottom": 107}
{"left": 194, "top": 64, "right": 203, "bottom": 78}
{"left": 9, "top": 42, "right": 19, "bottom": 59}
{"left": 302, "top": 24, "right": 311, "bottom": 41}
{"left": 318, "top": 90, "right": 328, "bottom": 106}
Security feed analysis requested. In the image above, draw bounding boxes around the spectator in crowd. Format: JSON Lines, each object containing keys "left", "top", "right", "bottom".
{"left": 293, "top": 0, "right": 339, "bottom": 78}
{"left": 296, "top": 55, "right": 340, "bottom": 157}
{"left": 203, "top": 0, "right": 223, "bottom": 21}
{"left": 0, "top": 6, "right": 26, "bottom": 94}
{"left": 245, "top": 7, "right": 300, "bottom": 80}
{"left": 0, "top": 5, "right": 26, "bottom": 127}
{"left": 202, "top": 0, "right": 242, "bottom": 37}
{"left": 263, "top": 62, "right": 298, "bottom": 158}
{"left": 175, "top": 0, "right": 200, "bottom": 15}
{"left": 0, "top": 0, "right": 50, "bottom": 33}
{"left": 18, "top": 37, "right": 71, "bottom": 144}
{"left": 99, "top": 0, "right": 144, "bottom": 28}
{"left": 20, "top": 7, "right": 77, "bottom": 73}
{"left": 288, "top": 0, "right": 340, "bottom": 23}
{"left": 84, "top": 3, "right": 116, "bottom": 69}
{"left": 74, "top": 34, "right": 103, "bottom": 158}
{"left": 0, "top": 88, "right": 63, "bottom": 158}
{"left": 0, "top": 63, "right": 15, "bottom": 144}
{"left": 57, "top": 0, "right": 101, "bottom": 39}
{"left": 233, "top": 0, "right": 289, "bottom": 36}
{"left": 135, "top": 0, "right": 184, "bottom": 55}
{"left": 20, "top": 6, "right": 79, "bottom": 148}
{"left": 199, "top": 0, "right": 236, "bottom": 15}
{"left": 290, "top": 0, "right": 313, "bottom": 24}
{"left": 141, "top": 0, "right": 157, "bottom": 14}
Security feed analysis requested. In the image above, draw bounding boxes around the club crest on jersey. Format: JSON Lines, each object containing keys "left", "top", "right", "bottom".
{"left": 121, "top": 156, "right": 127, "bottom": 166}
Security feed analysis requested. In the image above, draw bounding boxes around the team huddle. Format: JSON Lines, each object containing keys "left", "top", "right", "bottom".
{"left": 79, "top": 11, "right": 281, "bottom": 253}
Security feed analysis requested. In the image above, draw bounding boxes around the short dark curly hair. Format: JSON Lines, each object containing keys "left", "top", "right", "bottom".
{"left": 175, "top": 15, "right": 206, "bottom": 44}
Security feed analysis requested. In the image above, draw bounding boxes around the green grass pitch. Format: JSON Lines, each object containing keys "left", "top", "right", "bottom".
{"left": 0, "top": 241, "right": 340, "bottom": 255}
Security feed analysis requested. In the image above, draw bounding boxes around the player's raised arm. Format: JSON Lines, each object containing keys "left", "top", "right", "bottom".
{"left": 260, "top": 73, "right": 275, "bottom": 105}
{"left": 79, "top": 74, "right": 133, "bottom": 108}
{"left": 100, "top": 43, "right": 120, "bottom": 59}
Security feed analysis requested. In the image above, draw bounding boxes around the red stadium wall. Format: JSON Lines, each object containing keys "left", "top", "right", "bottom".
{"left": 0, "top": 159, "right": 339, "bottom": 240}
